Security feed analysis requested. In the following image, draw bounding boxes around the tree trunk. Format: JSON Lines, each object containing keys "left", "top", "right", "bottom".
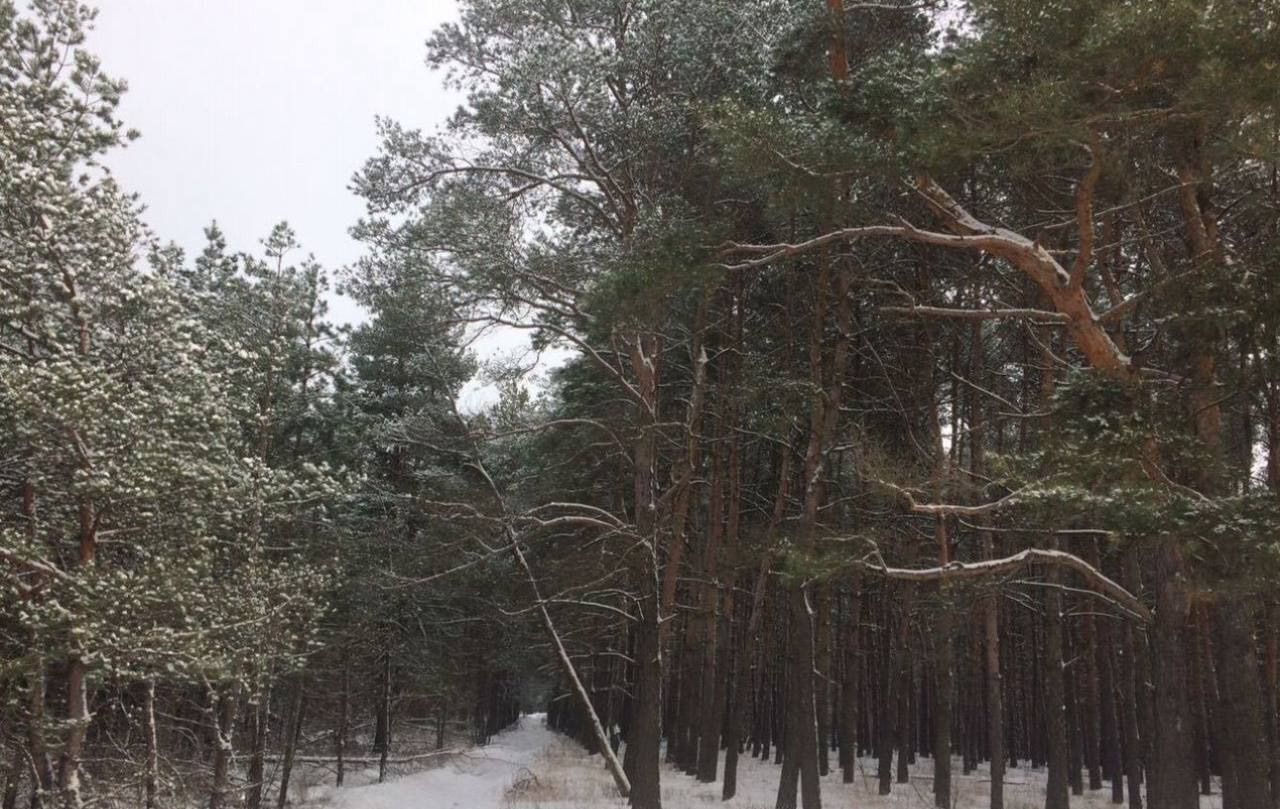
{"left": 628, "top": 602, "right": 663, "bottom": 809}
{"left": 3, "top": 743, "right": 19, "bottom": 809}
{"left": 933, "top": 603, "right": 953, "bottom": 809}
{"left": 721, "top": 588, "right": 746, "bottom": 798}
{"left": 276, "top": 679, "right": 307, "bottom": 809}
{"left": 1148, "top": 542, "right": 1198, "bottom": 809}
{"left": 1082, "top": 603, "right": 1103, "bottom": 791}
{"left": 839, "top": 582, "right": 862, "bottom": 784}
{"left": 696, "top": 438, "right": 727, "bottom": 783}
{"left": 56, "top": 660, "right": 88, "bottom": 809}
{"left": 1267, "top": 603, "right": 1280, "bottom": 807}
{"left": 627, "top": 332, "right": 663, "bottom": 809}
{"left": 1067, "top": 645, "right": 1084, "bottom": 797}
{"left": 983, "top": 532, "right": 1005, "bottom": 809}
{"left": 896, "top": 619, "right": 912, "bottom": 786}
{"left": 144, "top": 681, "right": 158, "bottom": 809}
{"left": 1097, "top": 617, "right": 1123, "bottom": 805}
{"left": 1213, "top": 595, "right": 1271, "bottom": 809}
{"left": 26, "top": 662, "right": 54, "bottom": 809}
{"left": 247, "top": 683, "right": 271, "bottom": 809}
{"left": 723, "top": 446, "right": 793, "bottom": 800}
{"left": 1192, "top": 609, "right": 1215, "bottom": 797}
{"left": 336, "top": 658, "right": 349, "bottom": 787}
{"left": 208, "top": 689, "right": 237, "bottom": 809}
{"left": 1119, "top": 551, "right": 1146, "bottom": 809}
{"left": 814, "top": 587, "right": 833, "bottom": 779}
{"left": 775, "top": 583, "right": 822, "bottom": 809}
{"left": 877, "top": 598, "right": 895, "bottom": 796}
{"left": 1044, "top": 559, "right": 1070, "bottom": 809}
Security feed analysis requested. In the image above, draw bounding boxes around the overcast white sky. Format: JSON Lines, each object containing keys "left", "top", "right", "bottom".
{"left": 91, "top": 0, "right": 570, "bottom": 408}
{"left": 93, "top": 0, "right": 461, "bottom": 326}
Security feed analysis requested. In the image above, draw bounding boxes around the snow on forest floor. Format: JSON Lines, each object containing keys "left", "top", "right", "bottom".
{"left": 502, "top": 735, "right": 1226, "bottom": 809}
{"left": 306, "top": 714, "right": 1224, "bottom": 809}
{"left": 502, "top": 732, "right": 1227, "bottom": 809}
{"left": 300, "top": 714, "right": 557, "bottom": 809}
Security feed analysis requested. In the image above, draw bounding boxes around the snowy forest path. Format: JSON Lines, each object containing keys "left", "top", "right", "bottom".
{"left": 320, "top": 713, "right": 560, "bottom": 809}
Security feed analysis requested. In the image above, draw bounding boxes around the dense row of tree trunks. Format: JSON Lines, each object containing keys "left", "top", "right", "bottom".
{"left": 542, "top": 542, "right": 1280, "bottom": 809}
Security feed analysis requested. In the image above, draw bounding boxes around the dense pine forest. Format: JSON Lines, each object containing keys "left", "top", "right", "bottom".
{"left": 3, "top": 1, "right": 1280, "bottom": 808}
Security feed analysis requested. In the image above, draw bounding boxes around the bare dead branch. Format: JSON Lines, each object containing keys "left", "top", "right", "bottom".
{"left": 881, "top": 304, "right": 1069, "bottom": 324}
{"left": 852, "top": 548, "right": 1151, "bottom": 622}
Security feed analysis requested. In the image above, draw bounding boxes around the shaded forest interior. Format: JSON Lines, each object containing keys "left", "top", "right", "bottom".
{"left": 4, "top": 1, "right": 1280, "bottom": 809}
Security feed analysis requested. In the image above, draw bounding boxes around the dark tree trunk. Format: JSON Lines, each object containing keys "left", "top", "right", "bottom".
{"left": 3, "top": 743, "right": 19, "bottom": 809}
{"left": 1067, "top": 629, "right": 1085, "bottom": 796}
{"left": 1213, "top": 596, "right": 1271, "bottom": 809}
{"left": 775, "top": 584, "right": 822, "bottom": 809}
{"left": 336, "top": 658, "right": 349, "bottom": 787}
{"left": 839, "top": 583, "right": 862, "bottom": 784}
{"left": 878, "top": 597, "right": 896, "bottom": 795}
{"left": 246, "top": 684, "right": 270, "bottom": 809}
{"left": 814, "top": 587, "right": 833, "bottom": 779}
{"left": 933, "top": 604, "right": 953, "bottom": 809}
{"left": 1267, "top": 604, "right": 1280, "bottom": 806}
{"left": 721, "top": 597, "right": 746, "bottom": 799}
{"left": 144, "top": 681, "right": 158, "bottom": 809}
{"left": 628, "top": 601, "right": 664, "bottom": 809}
{"left": 1119, "top": 551, "right": 1146, "bottom": 809}
{"left": 896, "top": 627, "right": 912, "bottom": 786}
{"left": 27, "top": 664, "right": 54, "bottom": 809}
{"left": 1148, "top": 542, "right": 1199, "bottom": 809}
{"left": 208, "top": 689, "right": 237, "bottom": 809}
{"left": 1097, "top": 618, "right": 1124, "bottom": 805}
{"left": 1082, "top": 602, "right": 1104, "bottom": 791}
{"left": 276, "top": 680, "right": 307, "bottom": 809}
{"left": 1044, "top": 564, "right": 1070, "bottom": 809}
{"left": 984, "top": 533, "right": 1005, "bottom": 809}
{"left": 435, "top": 703, "right": 446, "bottom": 751}
{"left": 377, "top": 654, "right": 391, "bottom": 783}
{"left": 1192, "top": 609, "right": 1215, "bottom": 797}
{"left": 695, "top": 438, "right": 727, "bottom": 783}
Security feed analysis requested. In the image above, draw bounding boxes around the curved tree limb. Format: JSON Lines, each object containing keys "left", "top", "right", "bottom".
{"left": 852, "top": 548, "right": 1151, "bottom": 622}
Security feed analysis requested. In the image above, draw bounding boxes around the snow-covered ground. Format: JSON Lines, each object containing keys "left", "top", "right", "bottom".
{"left": 308, "top": 714, "right": 1224, "bottom": 809}
{"left": 503, "top": 735, "right": 1226, "bottom": 809}
{"left": 303, "top": 715, "right": 556, "bottom": 809}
